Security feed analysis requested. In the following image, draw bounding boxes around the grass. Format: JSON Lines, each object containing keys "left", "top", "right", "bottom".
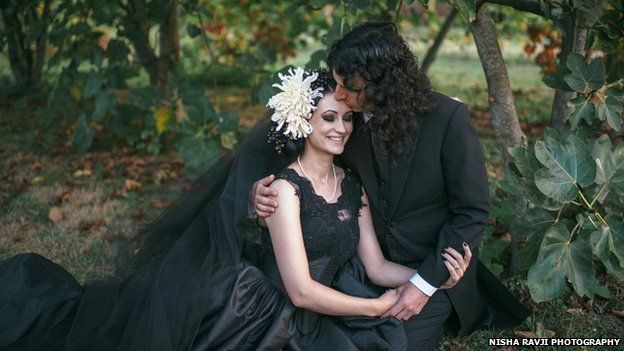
{"left": 2, "top": 41, "right": 623, "bottom": 350}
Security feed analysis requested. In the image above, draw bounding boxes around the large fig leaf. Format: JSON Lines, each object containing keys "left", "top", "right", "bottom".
{"left": 567, "top": 95, "right": 596, "bottom": 129}
{"left": 563, "top": 54, "right": 606, "bottom": 93}
{"left": 514, "top": 208, "right": 557, "bottom": 271}
{"left": 506, "top": 147, "right": 562, "bottom": 210}
{"left": 596, "top": 96, "right": 623, "bottom": 131}
{"left": 590, "top": 216, "right": 624, "bottom": 267}
{"left": 534, "top": 133, "right": 596, "bottom": 202}
{"left": 528, "top": 224, "right": 568, "bottom": 302}
{"left": 513, "top": 208, "right": 557, "bottom": 240}
{"left": 528, "top": 223, "right": 608, "bottom": 302}
{"left": 592, "top": 135, "right": 624, "bottom": 194}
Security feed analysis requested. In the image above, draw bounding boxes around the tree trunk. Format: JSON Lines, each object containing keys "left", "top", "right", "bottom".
{"left": 421, "top": 8, "right": 458, "bottom": 74}
{"left": 470, "top": 5, "right": 527, "bottom": 164}
{"left": 550, "top": 2, "right": 604, "bottom": 131}
{"left": 32, "top": 0, "right": 52, "bottom": 90}
{"left": 123, "top": 0, "right": 179, "bottom": 95}
{"left": 157, "top": 0, "right": 180, "bottom": 94}
{"left": 125, "top": 0, "right": 160, "bottom": 86}
{"left": 1, "top": 0, "right": 49, "bottom": 92}
{"left": 470, "top": 4, "right": 527, "bottom": 272}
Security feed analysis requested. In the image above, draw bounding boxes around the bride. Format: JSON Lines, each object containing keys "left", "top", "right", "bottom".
{"left": 0, "top": 68, "right": 469, "bottom": 351}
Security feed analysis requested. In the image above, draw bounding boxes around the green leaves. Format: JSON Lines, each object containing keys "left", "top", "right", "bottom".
{"left": 528, "top": 223, "right": 608, "bottom": 302}
{"left": 448, "top": 0, "right": 476, "bottom": 23}
{"left": 592, "top": 135, "right": 624, "bottom": 194}
{"left": 563, "top": 54, "right": 605, "bottom": 93}
{"left": 71, "top": 113, "right": 94, "bottom": 154}
{"left": 567, "top": 95, "right": 595, "bottom": 129}
{"left": 596, "top": 96, "right": 623, "bottom": 131}
{"left": 542, "top": 54, "right": 622, "bottom": 131}
{"left": 527, "top": 224, "right": 568, "bottom": 302}
{"left": 534, "top": 132, "right": 596, "bottom": 202}
{"left": 176, "top": 136, "right": 220, "bottom": 178}
{"left": 93, "top": 90, "right": 116, "bottom": 122}
{"left": 506, "top": 128, "right": 623, "bottom": 302}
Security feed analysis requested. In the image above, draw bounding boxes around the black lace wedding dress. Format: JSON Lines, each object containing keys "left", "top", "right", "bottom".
{"left": 0, "top": 160, "right": 405, "bottom": 350}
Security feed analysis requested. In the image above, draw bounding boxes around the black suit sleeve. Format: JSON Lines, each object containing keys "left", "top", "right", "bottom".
{"left": 416, "top": 103, "right": 491, "bottom": 288}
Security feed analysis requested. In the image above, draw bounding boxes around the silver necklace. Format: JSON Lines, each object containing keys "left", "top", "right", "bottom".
{"left": 297, "top": 156, "right": 337, "bottom": 202}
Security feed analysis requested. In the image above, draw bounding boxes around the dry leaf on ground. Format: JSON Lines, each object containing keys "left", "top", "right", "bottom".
{"left": 124, "top": 179, "right": 142, "bottom": 191}
{"left": 48, "top": 207, "right": 63, "bottom": 223}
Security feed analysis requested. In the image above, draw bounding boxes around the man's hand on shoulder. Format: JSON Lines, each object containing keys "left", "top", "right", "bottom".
{"left": 380, "top": 282, "right": 430, "bottom": 321}
{"left": 252, "top": 174, "right": 279, "bottom": 218}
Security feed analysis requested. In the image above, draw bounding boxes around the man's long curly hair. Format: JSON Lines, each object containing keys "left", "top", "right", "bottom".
{"left": 327, "top": 22, "right": 436, "bottom": 151}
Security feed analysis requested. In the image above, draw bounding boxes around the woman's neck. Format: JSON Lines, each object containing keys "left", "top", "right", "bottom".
{"left": 298, "top": 150, "right": 334, "bottom": 184}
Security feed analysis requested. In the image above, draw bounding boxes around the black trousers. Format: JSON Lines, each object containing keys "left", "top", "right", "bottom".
{"left": 402, "top": 290, "right": 453, "bottom": 350}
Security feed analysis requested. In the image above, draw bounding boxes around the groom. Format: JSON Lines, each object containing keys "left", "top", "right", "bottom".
{"left": 254, "top": 23, "right": 528, "bottom": 349}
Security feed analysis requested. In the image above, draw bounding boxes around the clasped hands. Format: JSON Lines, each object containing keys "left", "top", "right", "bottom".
{"left": 381, "top": 245, "right": 472, "bottom": 322}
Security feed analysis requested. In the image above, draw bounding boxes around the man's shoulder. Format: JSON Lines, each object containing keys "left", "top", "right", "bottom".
{"left": 427, "top": 92, "right": 466, "bottom": 118}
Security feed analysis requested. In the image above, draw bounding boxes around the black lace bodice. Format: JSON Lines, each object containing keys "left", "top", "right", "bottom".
{"left": 261, "top": 167, "right": 364, "bottom": 285}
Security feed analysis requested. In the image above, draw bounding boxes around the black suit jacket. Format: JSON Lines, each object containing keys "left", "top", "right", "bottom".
{"left": 340, "top": 93, "right": 527, "bottom": 335}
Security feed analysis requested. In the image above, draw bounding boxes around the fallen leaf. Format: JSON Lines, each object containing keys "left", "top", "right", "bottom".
{"left": 48, "top": 207, "right": 63, "bottom": 223}
{"left": 32, "top": 176, "right": 44, "bottom": 184}
{"left": 112, "top": 189, "right": 127, "bottom": 198}
{"left": 124, "top": 179, "right": 142, "bottom": 191}
{"left": 131, "top": 208, "right": 144, "bottom": 220}
{"left": 535, "top": 322, "right": 555, "bottom": 338}
{"left": 78, "top": 217, "right": 106, "bottom": 232}
{"left": 56, "top": 190, "right": 71, "bottom": 204}
{"left": 567, "top": 308, "right": 583, "bottom": 314}
{"left": 514, "top": 331, "right": 538, "bottom": 338}
{"left": 613, "top": 309, "right": 624, "bottom": 317}
{"left": 72, "top": 169, "right": 91, "bottom": 178}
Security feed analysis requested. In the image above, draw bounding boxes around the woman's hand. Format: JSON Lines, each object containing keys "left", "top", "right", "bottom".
{"left": 376, "top": 289, "right": 400, "bottom": 316}
{"left": 439, "top": 244, "right": 473, "bottom": 290}
{"left": 252, "top": 175, "right": 279, "bottom": 218}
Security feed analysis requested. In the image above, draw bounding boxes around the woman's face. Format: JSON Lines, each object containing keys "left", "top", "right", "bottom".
{"left": 306, "top": 92, "right": 354, "bottom": 156}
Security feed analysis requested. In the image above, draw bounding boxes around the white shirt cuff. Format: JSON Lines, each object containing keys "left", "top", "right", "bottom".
{"left": 409, "top": 273, "right": 437, "bottom": 297}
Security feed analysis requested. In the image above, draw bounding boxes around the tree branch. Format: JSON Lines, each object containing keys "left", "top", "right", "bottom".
{"left": 477, "top": 0, "right": 545, "bottom": 17}
{"left": 421, "top": 7, "right": 458, "bottom": 74}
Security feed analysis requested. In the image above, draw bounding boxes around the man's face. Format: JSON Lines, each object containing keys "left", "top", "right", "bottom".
{"left": 332, "top": 70, "right": 367, "bottom": 113}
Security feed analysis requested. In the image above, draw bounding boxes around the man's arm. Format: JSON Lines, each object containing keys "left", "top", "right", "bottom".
{"left": 415, "top": 102, "right": 490, "bottom": 288}
{"left": 382, "top": 103, "right": 489, "bottom": 320}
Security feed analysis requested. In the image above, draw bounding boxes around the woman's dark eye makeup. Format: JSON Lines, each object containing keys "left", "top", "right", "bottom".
{"left": 322, "top": 112, "right": 353, "bottom": 122}
{"left": 322, "top": 113, "right": 336, "bottom": 121}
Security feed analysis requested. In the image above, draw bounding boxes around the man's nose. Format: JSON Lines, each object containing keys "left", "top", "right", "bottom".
{"left": 335, "top": 86, "right": 347, "bottom": 101}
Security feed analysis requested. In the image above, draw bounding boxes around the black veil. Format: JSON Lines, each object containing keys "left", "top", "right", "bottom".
{"left": 68, "top": 115, "right": 292, "bottom": 350}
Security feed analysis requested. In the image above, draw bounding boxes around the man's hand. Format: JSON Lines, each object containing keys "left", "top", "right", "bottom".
{"left": 252, "top": 174, "right": 279, "bottom": 218}
{"left": 380, "top": 282, "right": 429, "bottom": 321}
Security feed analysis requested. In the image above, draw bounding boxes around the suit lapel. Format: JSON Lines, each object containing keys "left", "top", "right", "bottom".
{"left": 348, "top": 126, "right": 380, "bottom": 213}
{"left": 387, "top": 120, "right": 422, "bottom": 217}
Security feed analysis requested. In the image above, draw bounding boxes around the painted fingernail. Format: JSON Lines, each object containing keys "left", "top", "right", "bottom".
{"left": 463, "top": 242, "right": 468, "bottom": 247}
{"left": 444, "top": 246, "right": 449, "bottom": 250}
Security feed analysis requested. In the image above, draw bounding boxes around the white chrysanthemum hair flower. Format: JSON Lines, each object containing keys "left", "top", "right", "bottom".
{"left": 266, "top": 67, "right": 324, "bottom": 139}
